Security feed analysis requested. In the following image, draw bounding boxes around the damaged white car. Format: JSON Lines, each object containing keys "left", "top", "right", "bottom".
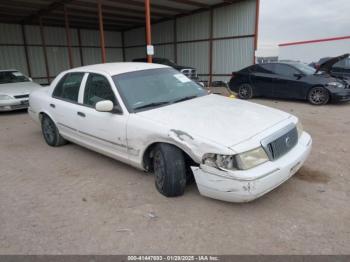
{"left": 28, "top": 63, "right": 312, "bottom": 202}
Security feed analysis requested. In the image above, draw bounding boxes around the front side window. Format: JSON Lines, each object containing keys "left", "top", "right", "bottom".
{"left": 0, "top": 71, "right": 30, "bottom": 84}
{"left": 52, "top": 73, "right": 84, "bottom": 102}
{"left": 113, "top": 68, "right": 206, "bottom": 112}
{"left": 83, "top": 73, "right": 117, "bottom": 106}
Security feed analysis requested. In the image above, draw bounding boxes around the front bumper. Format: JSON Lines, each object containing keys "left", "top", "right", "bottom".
{"left": 191, "top": 132, "right": 312, "bottom": 203}
{"left": 331, "top": 89, "right": 350, "bottom": 102}
{"left": 0, "top": 99, "right": 29, "bottom": 111}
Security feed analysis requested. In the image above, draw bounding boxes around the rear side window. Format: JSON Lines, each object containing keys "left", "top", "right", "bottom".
{"left": 53, "top": 73, "right": 84, "bottom": 102}
{"left": 274, "top": 64, "right": 299, "bottom": 77}
{"left": 83, "top": 73, "right": 117, "bottom": 107}
{"left": 256, "top": 64, "right": 275, "bottom": 74}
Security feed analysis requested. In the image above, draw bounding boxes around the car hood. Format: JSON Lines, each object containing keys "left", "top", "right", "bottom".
{"left": 137, "top": 95, "right": 291, "bottom": 148}
{"left": 0, "top": 81, "right": 41, "bottom": 96}
{"left": 317, "top": 53, "right": 350, "bottom": 73}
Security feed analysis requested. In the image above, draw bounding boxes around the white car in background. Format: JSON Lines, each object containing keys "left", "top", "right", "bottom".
{"left": 28, "top": 63, "right": 312, "bottom": 203}
{"left": 0, "top": 69, "right": 42, "bottom": 112}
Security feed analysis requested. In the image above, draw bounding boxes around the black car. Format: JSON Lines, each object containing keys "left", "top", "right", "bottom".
{"left": 133, "top": 57, "right": 200, "bottom": 82}
{"left": 229, "top": 61, "right": 350, "bottom": 105}
{"left": 312, "top": 53, "right": 350, "bottom": 79}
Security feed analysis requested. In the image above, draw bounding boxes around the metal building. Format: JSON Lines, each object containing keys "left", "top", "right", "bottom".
{"left": 0, "top": 0, "right": 260, "bottom": 85}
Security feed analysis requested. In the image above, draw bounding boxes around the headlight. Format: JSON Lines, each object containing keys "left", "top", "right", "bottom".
{"left": 0, "top": 95, "right": 13, "bottom": 100}
{"left": 202, "top": 147, "right": 269, "bottom": 171}
{"left": 327, "top": 82, "right": 344, "bottom": 88}
{"left": 296, "top": 120, "right": 303, "bottom": 138}
{"left": 202, "top": 153, "right": 238, "bottom": 170}
{"left": 235, "top": 147, "right": 269, "bottom": 170}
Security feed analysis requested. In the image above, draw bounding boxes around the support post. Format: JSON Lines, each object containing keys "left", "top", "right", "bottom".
{"left": 208, "top": 8, "right": 213, "bottom": 86}
{"left": 64, "top": 5, "right": 73, "bottom": 68}
{"left": 39, "top": 18, "right": 50, "bottom": 84}
{"left": 77, "top": 28, "right": 84, "bottom": 66}
{"left": 97, "top": 0, "right": 106, "bottom": 63}
{"left": 144, "top": 0, "right": 152, "bottom": 63}
{"left": 253, "top": 0, "right": 260, "bottom": 64}
{"left": 173, "top": 18, "right": 177, "bottom": 63}
{"left": 21, "top": 24, "right": 31, "bottom": 77}
{"left": 121, "top": 31, "right": 126, "bottom": 62}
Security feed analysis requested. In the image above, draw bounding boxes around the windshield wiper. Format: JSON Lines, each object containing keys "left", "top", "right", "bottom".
{"left": 134, "top": 101, "right": 170, "bottom": 110}
{"left": 173, "top": 95, "right": 198, "bottom": 104}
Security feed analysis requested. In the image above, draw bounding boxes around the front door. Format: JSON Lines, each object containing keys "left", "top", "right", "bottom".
{"left": 76, "top": 73, "right": 129, "bottom": 162}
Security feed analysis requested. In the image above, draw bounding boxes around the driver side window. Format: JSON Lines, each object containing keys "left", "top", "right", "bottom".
{"left": 83, "top": 73, "right": 118, "bottom": 107}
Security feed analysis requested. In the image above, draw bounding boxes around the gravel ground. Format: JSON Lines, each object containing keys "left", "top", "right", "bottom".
{"left": 0, "top": 98, "right": 349, "bottom": 255}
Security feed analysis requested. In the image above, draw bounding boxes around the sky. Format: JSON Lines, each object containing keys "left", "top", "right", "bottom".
{"left": 257, "top": 0, "right": 350, "bottom": 57}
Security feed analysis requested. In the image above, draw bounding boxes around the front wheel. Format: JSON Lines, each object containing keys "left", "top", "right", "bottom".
{"left": 308, "top": 86, "right": 329, "bottom": 105}
{"left": 41, "top": 114, "right": 67, "bottom": 147}
{"left": 153, "top": 144, "right": 187, "bottom": 197}
{"left": 237, "top": 83, "right": 253, "bottom": 99}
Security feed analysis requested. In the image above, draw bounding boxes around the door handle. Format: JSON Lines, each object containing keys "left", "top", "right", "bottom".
{"left": 50, "top": 103, "right": 55, "bottom": 108}
{"left": 77, "top": 111, "right": 86, "bottom": 117}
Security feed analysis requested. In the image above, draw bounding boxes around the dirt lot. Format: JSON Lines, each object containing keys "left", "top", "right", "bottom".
{"left": 0, "top": 98, "right": 349, "bottom": 255}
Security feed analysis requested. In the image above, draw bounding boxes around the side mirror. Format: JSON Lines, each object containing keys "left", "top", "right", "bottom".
{"left": 29, "top": 77, "right": 33, "bottom": 81}
{"left": 294, "top": 73, "right": 304, "bottom": 79}
{"left": 95, "top": 100, "right": 114, "bottom": 112}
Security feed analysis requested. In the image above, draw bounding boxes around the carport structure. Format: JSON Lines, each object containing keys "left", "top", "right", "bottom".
{"left": 0, "top": 0, "right": 260, "bottom": 85}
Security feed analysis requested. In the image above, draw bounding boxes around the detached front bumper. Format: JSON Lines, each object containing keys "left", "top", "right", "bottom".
{"left": 191, "top": 132, "right": 312, "bottom": 203}
{"left": 331, "top": 89, "right": 350, "bottom": 102}
{"left": 0, "top": 99, "right": 29, "bottom": 111}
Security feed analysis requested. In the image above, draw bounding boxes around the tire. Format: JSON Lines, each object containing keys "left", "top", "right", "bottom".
{"left": 153, "top": 144, "right": 187, "bottom": 197}
{"left": 41, "top": 114, "right": 67, "bottom": 147}
{"left": 237, "top": 83, "right": 253, "bottom": 99}
{"left": 307, "top": 86, "right": 330, "bottom": 105}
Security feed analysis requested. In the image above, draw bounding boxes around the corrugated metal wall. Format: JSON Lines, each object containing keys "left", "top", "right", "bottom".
{"left": 123, "top": 0, "right": 256, "bottom": 83}
{"left": 0, "top": 23, "right": 122, "bottom": 84}
{"left": 0, "top": 0, "right": 256, "bottom": 85}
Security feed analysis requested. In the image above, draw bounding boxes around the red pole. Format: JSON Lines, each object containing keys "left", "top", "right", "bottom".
{"left": 253, "top": 0, "right": 260, "bottom": 64}
{"left": 98, "top": 0, "right": 106, "bottom": 63}
{"left": 144, "top": 0, "right": 152, "bottom": 63}
{"left": 64, "top": 5, "right": 73, "bottom": 68}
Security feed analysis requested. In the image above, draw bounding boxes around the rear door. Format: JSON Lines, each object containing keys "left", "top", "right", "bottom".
{"left": 51, "top": 72, "right": 87, "bottom": 140}
{"left": 272, "top": 64, "right": 306, "bottom": 99}
{"left": 76, "top": 73, "right": 129, "bottom": 162}
{"left": 250, "top": 64, "right": 275, "bottom": 96}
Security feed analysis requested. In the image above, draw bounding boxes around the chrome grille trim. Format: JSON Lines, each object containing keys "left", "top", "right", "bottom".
{"left": 14, "top": 94, "right": 29, "bottom": 99}
{"left": 261, "top": 123, "right": 298, "bottom": 161}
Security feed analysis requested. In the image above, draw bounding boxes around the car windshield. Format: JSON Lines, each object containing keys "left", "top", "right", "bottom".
{"left": 291, "top": 63, "right": 316, "bottom": 75}
{"left": 0, "top": 71, "right": 30, "bottom": 84}
{"left": 113, "top": 68, "right": 206, "bottom": 112}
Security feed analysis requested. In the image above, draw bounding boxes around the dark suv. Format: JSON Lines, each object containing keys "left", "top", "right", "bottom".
{"left": 312, "top": 54, "right": 350, "bottom": 79}
{"left": 133, "top": 57, "right": 200, "bottom": 82}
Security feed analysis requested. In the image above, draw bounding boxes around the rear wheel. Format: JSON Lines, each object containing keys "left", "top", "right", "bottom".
{"left": 153, "top": 144, "right": 187, "bottom": 197}
{"left": 41, "top": 114, "right": 67, "bottom": 147}
{"left": 308, "top": 86, "right": 329, "bottom": 105}
{"left": 237, "top": 83, "right": 253, "bottom": 99}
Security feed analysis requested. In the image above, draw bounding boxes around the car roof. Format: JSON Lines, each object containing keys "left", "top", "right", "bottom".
{"left": 68, "top": 62, "right": 169, "bottom": 76}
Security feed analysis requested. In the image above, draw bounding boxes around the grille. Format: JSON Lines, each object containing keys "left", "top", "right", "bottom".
{"left": 262, "top": 126, "right": 298, "bottom": 161}
{"left": 14, "top": 94, "right": 29, "bottom": 99}
{"left": 181, "top": 69, "right": 197, "bottom": 80}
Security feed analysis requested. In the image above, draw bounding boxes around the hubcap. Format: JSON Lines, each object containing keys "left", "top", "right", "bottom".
{"left": 43, "top": 118, "right": 55, "bottom": 143}
{"left": 239, "top": 85, "right": 250, "bottom": 98}
{"left": 310, "top": 88, "right": 327, "bottom": 104}
{"left": 154, "top": 151, "right": 166, "bottom": 189}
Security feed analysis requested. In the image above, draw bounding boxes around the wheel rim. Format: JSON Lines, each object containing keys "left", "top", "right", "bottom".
{"left": 154, "top": 151, "right": 166, "bottom": 189}
{"left": 238, "top": 84, "right": 251, "bottom": 98}
{"left": 310, "top": 87, "right": 327, "bottom": 104}
{"left": 43, "top": 118, "right": 56, "bottom": 144}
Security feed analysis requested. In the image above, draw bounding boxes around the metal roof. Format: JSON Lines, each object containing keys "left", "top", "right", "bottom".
{"left": 0, "top": 0, "right": 240, "bottom": 31}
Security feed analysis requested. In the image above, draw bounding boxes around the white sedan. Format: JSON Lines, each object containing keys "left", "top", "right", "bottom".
{"left": 28, "top": 63, "right": 312, "bottom": 202}
{"left": 0, "top": 69, "right": 42, "bottom": 111}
